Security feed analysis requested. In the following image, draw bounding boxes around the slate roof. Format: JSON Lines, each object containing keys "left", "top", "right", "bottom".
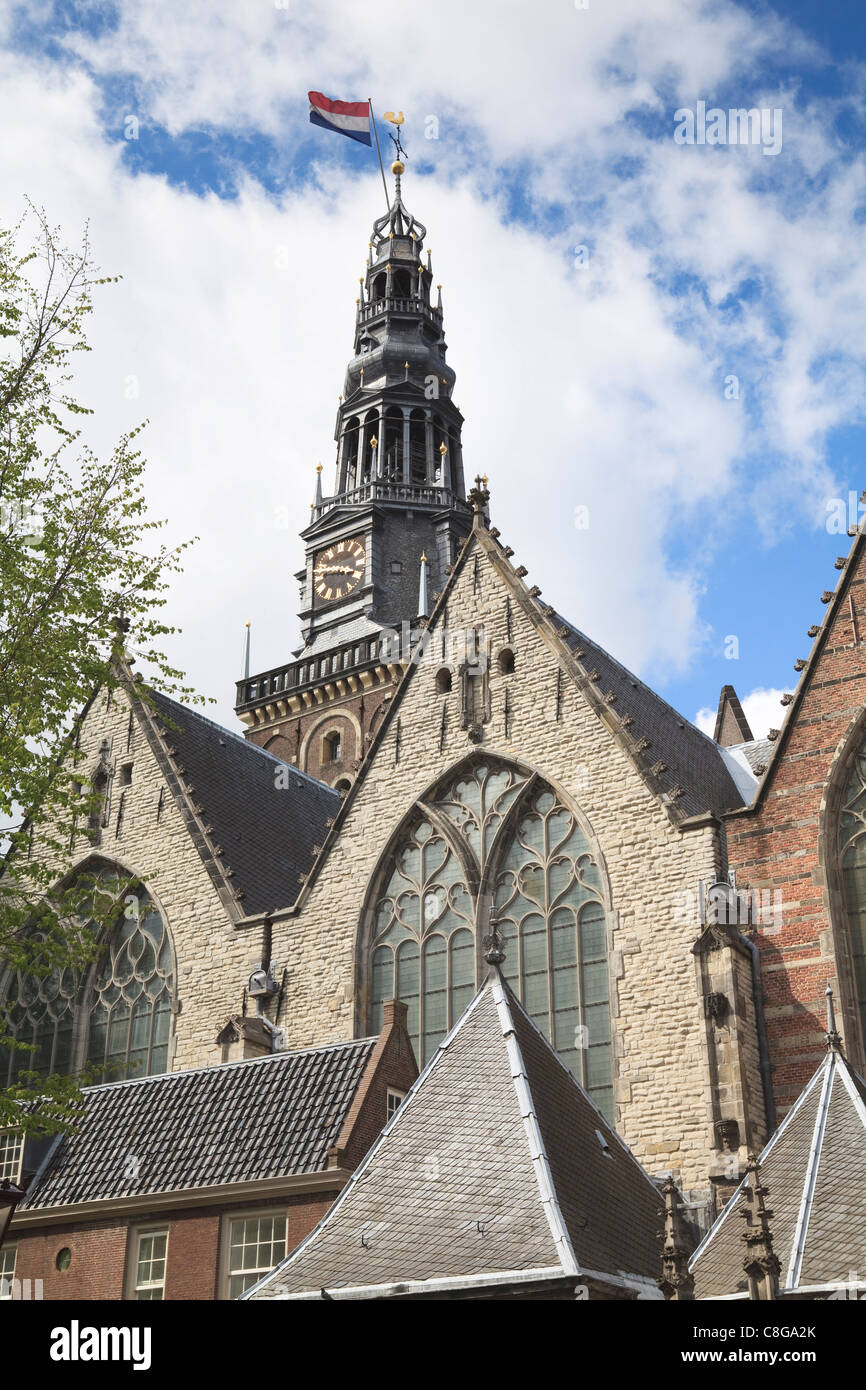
{"left": 138, "top": 687, "right": 339, "bottom": 916}
{"left": 556, "top": 616, "right": 746, "bottom": 820}
{"left": 690, "top": 1044, "right": 866, "bottom": 1298}
{"left": 245, "top": 972, "right": 663, "bottom": 1299}
{"left": 19, "top": 1037, "right": 378, "bottom": 1210}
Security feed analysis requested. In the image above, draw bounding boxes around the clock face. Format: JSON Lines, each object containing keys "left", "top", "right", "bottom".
{"left": 313, "top": 537, "right": 366, "bottom": 602}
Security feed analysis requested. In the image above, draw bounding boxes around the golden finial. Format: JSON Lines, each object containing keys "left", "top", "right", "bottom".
{"left": 437, "top": 283, "right": 442, "bottom": 290}
{"left": 439, "top": 442, "right": 448, "bottom": 455}
{"left": 370, "top": 435, "right": 378, "bottom": 448}
{"left": 338, "top": 394, "right": 342, "bottom": 402}
{"left": 420, "top": 550, "right": 428, "bottom": 563}
{"left": 391, "top": 160, "right": 404, "bottom": 175}
{"left": 316, "top": 463, "right": 323, "bottom": 474}
{"left": 245, "top": 620, "right": 251, "bottom": 628}
{"left": 355, "top": 298, "right": 360, "bottom": 305}
{"left": 482, "top": 475, "right": 488, "bottom": 486}
{"left": 404, "top": 360, "right": 409, "bottom": 369}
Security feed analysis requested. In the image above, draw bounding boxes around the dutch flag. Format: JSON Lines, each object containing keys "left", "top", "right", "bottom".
{"left": 308, "top": 91, "right": 372, "bottom": 146}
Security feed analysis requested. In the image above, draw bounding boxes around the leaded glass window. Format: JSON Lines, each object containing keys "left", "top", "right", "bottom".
{"left": 371, "top": 817, "right": 474, "bottom": 1064}
{"left": 1, "top": 867, "right": 175, "bottom": 1085}
{"left": 367, "top": 760, "right": 614, "bottom": 1120}
{"left": 494, "top": 788, "right": 612, "bottom": 1119}
{"left": 838, "top": 745, "right": 866, "bottom": 1042}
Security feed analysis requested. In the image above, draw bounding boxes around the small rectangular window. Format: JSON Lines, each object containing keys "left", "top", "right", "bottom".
{"left": 0, "top": 1131, "right": 23, "bottom": 1183}
{"left": 0, "top": 1244, "right": 17, "bottom": 1299}
{"left": 131, "top": 1228, "right": 169, "bottom": 1300}
{"left": 387, "top": 1088, "right": 405, "bottom": 1121}
{"left": 390, "top": 561, "right": 402, "bottom": 575}
{"left": 119, "top": 763, "right": 133, "bottom": 786}
{"left": 224, "top": 1212, "right": 287, "bottom": 1299}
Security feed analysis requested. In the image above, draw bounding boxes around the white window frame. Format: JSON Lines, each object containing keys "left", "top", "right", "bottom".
{"left": 219, "top": 1208, "right": 288, "bottom": 1301}
{"left": 387, "top": 1087, "right": 406, "bottom": 1120}
{"left": 0, "top": 1243, "right": 17, "bottom": 1299}
{"left": 125, "top": 1224, "right": 170, "bottom": 1301}
{"left": 0, "top": 1129, "right": 23, "bottom": 1184}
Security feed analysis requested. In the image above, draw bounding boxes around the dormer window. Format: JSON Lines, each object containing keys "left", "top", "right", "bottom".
{"left": 0, "top": 1130, "right": 23, "bottom": 1183}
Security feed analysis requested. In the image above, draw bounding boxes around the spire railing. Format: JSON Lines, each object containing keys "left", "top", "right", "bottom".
{"left": 357, "top": 295, "right": 442, "bottom": 327}
{"left": 311, "top": 480, "right": 462, "bottom": 519}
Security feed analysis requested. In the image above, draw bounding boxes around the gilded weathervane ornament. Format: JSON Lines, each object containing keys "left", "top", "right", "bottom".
{"left": 384, "top": 110, "right": 408, "bottom": 173}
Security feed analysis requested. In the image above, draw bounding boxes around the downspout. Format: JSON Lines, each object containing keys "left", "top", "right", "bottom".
{"left": 739, "top": 932, "right": 777, "bottom": 1135}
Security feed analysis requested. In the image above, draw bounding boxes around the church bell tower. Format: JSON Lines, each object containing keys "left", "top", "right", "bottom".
{"left": 236, "top": 160, "right": 472, "bottom": 787}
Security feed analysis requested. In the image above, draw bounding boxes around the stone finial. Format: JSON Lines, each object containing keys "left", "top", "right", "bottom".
{"left": 658, "top": 1176, "right": 695, "bottom": 1301}
{"left": 482, "top": 928, "right": 505, "bottom": 966}
{"left": 468, "top": 474, "right": 490, "bottom": 520}
{"left": 740, "top": 1155, "right": 781, "bottom": 1301}
{"left": 826, "top": 982, "right": 842, "bottom": 1052}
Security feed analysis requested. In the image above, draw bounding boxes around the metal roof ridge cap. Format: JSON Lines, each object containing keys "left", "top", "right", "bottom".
{"left": 261, "top": 1265, "right": 572, "bottom": 1300}
{"left": 836, "top": 1054, "right": 866, "bottom": 1130}
{"left": 785, "top": 1051, "right": 836, "bottom": 1290}
{"left": 495, "top": 977, "right": 658, "bottom": 1194}
{"left": 491, "top": 982, "right": 580, "bottom": 1278}
{"left": 240, "top": 984, "right": 492, "bottom": 1299}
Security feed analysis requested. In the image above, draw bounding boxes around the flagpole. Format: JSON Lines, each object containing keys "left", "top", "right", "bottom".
{"left": 368, "top": 98, "right": 391, "bottom": 211}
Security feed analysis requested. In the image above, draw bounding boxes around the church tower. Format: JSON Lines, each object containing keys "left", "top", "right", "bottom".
{"left": 236, "top": 163, "right": 472, "bottom": 787}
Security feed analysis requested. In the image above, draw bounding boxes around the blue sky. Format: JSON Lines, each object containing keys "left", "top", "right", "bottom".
{"left": 3, "top": 0, "right": 866, "bottom": 740}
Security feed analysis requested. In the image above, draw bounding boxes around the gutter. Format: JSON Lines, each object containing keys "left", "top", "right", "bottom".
{"left": 11, "top": 1169, "right": 352, "bottom": 1230}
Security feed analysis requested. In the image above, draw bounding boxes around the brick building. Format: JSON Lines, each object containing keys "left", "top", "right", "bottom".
{"left": 3, "top": 163, "right": 866, "bottom": 1300}
{"left": 5, "top": 1005, "right": 416, "bottom": 1300}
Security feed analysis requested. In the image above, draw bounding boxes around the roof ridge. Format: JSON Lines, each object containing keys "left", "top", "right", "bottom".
{"left": 80, "top": 1035, "right": 378, "bottom": 1096}
{"left": 238, "top": 984, "right": 493, "bottom": 1299}
{"left": 689, "top": 1052, "right": 830, "bottom": 1270}
{"left": 494, "top": 970, "right": 661, "bottom": 1194}
{"left": 785, "top": 1050, "right": 837, "bottom": 1289}
{"left": 490, "top": 979, "right": 580, "bottom": 1276}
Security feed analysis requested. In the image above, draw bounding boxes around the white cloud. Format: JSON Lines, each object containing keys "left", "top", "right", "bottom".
{"left": 695, "top": 686, "right": 787, "bottom": 740}
{"left": 1, "top": 2, "right": 865, "bottom": 729}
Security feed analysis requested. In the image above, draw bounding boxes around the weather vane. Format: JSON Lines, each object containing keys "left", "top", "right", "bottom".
{"left": 384, "top": 110, "right": 407, "bottom": 165}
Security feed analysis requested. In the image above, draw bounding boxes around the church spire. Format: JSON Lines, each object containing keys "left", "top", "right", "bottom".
{"left": 327, "top": 162, "right": 467, "bottom": 504}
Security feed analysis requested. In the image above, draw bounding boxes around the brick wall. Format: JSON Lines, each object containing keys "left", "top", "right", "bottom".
{"left": 725, "top": 543, "right": 866, "bottom": 1115}
{"left": 12, "top": 1191, "right": 339, "bottom": 1301}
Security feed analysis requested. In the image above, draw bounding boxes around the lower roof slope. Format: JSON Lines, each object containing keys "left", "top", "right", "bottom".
{"left": 20, "top": 1037, "right": 377, "bottom": 1210}
{"left": 690, "top": 1044, "right": 866, "bottom": 1298}
{"left": 139, "top": 687, "right": 339, "bottom": 916}
{"left": 245, "top": 972, "right": 663, "bottom": 1300}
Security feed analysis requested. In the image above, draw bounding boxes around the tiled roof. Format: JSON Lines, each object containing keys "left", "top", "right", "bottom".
{"left": 20, "top": 1038, "right": 377, "bottom": 1209}
{"left": 245, "top": 972, "right": 663, "bottom": 1299}
{"left": 690, "top": 1045, "right": 866, "bottom": 1298}
{"left": 734, "top": 738, "right": 773, "bottom": 774}
{"left": 138, "top": 687, "right": 339, "bottom": 916}
{"left": 556, "top": 617, "right": 746, "bottom": 820}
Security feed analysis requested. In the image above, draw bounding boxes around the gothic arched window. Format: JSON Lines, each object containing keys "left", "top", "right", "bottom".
{"left": 1, "top": 867, "right": 175, "bottom": 1086}
{"left": 366, "top": 760, "right": 614, "bottom": 1119}
{"left": 837, "top": 744, "right": 866, "bottom": 1043}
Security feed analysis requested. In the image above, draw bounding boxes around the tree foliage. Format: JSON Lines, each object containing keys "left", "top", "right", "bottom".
{"left": 0, "top": 202, "right": 195, "bottom": 1131}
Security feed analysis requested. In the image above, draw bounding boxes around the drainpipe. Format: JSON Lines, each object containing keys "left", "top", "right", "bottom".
{"left": 738, "top": 931, "right": 776, "bottom": 1135}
